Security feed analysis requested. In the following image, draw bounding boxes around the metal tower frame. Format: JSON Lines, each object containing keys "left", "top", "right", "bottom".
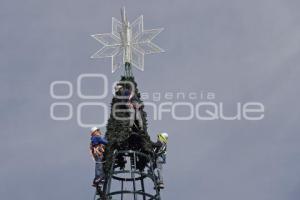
{"left": 95, "top": 150, "right": 161, "bottom": 200}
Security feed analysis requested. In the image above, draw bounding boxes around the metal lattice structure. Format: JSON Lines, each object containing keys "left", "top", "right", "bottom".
{"left": 94, "top": 150, "right": 161, "bottom": 200}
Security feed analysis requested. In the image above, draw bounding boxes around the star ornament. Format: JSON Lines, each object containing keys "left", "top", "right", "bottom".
{"left": 91, "top": 12, "right": 164, "bottom": 73}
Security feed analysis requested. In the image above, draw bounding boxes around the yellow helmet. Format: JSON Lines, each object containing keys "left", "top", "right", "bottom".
{"left": 157, "top": 132, "right": 168, "bottom": 144}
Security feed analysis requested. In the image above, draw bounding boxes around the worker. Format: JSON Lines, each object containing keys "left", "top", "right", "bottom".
{"left": 114, "top": 83, "right": 130, "bottom": 99}
{"left": 153, "top": 132, "right": 168, "bottom": 189}
{"left": 89, "top": 127, "right": 108, "bottom": 187}
{"left": 115, "top": 82, "right": 143, "bottom": 130}
{"left": 128, "top": 98, "right": 143, "bottom": 129}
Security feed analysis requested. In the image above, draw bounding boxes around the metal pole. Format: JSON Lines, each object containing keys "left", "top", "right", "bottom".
{"left": 106, "top": 152, "right": 117, "bottom": 198}
{"left": 125, "top": 62, "right": 132, "bottom": 77}
{"left": 131, "top": 152, "right": 137, "bottom": 200}
{"left": 121, "top": 180, "right": 124, "bottom": 200}
{"left": 141, "top": 177, "right": 146, "bottom": 200}
{"left": 151, "top": 155, "right": 161, "bottom": 200}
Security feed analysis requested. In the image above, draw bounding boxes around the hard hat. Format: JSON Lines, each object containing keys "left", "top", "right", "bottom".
{"left": 90, "top": 127, "right": 99, "bottom": 134}
{"left": 158, "top": 132, "right": 168, "bottom": 143}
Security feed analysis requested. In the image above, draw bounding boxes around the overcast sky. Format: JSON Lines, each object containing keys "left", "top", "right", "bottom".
{"left": 1, "top": 0, "right": 300, "bottom": 200}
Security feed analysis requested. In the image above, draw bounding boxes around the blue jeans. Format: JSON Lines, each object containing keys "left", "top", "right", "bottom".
{"left": 95, "top": 156, "right": 104, "bottom": 181}
{"left": 156, "top": 155, "right": 166, "bottom": 183}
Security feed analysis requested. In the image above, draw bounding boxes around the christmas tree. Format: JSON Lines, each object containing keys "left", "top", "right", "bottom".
{"left": 103, "top": 71, "right": 153, "bottom": 173}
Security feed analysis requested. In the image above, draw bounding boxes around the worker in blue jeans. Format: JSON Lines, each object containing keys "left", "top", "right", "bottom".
{"left": 153, "top": 132, "right": 168, "bottom": 189}
{"left": 89, "top": 127, "right": 108, "bottom": 187}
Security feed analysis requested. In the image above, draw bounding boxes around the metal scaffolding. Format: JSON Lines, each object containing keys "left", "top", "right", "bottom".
{"left": 95, "top": 150, "right": 161, "bottom": 200}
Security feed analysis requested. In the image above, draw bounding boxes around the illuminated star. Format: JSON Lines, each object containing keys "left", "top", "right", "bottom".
{"left": 91, "top": 8, "right": 164, "bottom": 73}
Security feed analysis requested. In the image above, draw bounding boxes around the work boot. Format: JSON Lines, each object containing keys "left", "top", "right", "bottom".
{"left": 92, "top": 177, "right": 101, "bottom": 187}
{"left": 158, "top": 182, "right": 164, "bottom": 189}
{"left": 92, "top": 182, "right": 97, "bottom": 187}
{"left": 99, "top": 178, "right": 105, "bottom": 185}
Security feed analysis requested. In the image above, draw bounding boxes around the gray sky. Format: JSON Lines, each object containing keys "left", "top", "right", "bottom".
{"left": 1, "top": 0, "right": 300, "bottom": 199}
